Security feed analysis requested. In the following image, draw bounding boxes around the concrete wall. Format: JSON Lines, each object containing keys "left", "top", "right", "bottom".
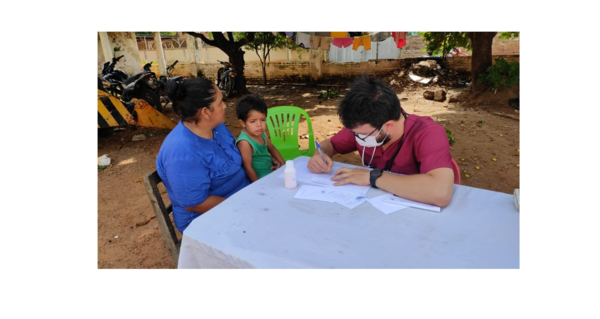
{"left": 97, "top": 32, "right": 142, "bottom": 77}
{"left": 100, "top": 32, "right": 519, "bottom": 81}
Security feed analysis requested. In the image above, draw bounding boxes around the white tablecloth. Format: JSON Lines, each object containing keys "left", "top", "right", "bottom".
{"left": 178, "top": 156, "right": 519, "bottom": 269}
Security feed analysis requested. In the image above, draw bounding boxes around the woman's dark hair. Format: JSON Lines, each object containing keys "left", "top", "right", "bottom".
{"left": 338, "top": 75, "right": 403, "bottom": 129}
{"left": 166, "top": 77, "right": 217, "bottom": 122}
{"left": 236, "top": 95, "right": 268, "bottom": 121}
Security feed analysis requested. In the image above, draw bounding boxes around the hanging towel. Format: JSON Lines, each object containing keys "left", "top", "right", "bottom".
{"left": 352, "top": 35, "right": 372, "bottom": 51}
{"left": 296, "top": 32, "right": 311, "bottom": 49}
{"left": 330, "top": 32, "right": 348, "bottom": 38}
{"left": 310, "top": 35, "right": 321, "bottom": 49}
{"left": 310, "top": 35, "right": 332, "bottom": 50}
{"left": 392, "top": 32, "right": 407, "bottom": 48}
{"left": 320, "top": 37, "right": 331, "bottom": 50}
{"left": 332, "top": 37, "right": 353, "bottom": 48}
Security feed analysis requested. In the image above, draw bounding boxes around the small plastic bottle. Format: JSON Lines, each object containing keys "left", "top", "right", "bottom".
{"left": 284, "top": 160, "right": 297, "bottom": 189}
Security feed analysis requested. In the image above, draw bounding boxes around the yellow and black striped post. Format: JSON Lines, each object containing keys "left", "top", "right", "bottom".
{"left": 98, "top": 89, "right": 136, "bottom": 128}
{"left": 98, "top": 89, "right": 175, "bottom": 129}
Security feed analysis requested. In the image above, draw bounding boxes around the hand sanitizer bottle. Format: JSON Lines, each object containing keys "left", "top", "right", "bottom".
{"left": 284, "top": 160, "right": 297, "bottom": 189}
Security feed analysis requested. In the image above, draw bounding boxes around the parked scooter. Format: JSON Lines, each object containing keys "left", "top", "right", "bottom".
{"left": 216, "top": 60, "right": 236, "bottom": 97}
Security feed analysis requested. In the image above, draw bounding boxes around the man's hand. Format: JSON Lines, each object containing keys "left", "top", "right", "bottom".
{"left": 331, "top": 167, "right": 370, "bottom": 186}
{"left": 307, "top": 152, "right": 334, "bottom": 174}
{"left": 271, "top": 157, "right": 282, "bottom": 170}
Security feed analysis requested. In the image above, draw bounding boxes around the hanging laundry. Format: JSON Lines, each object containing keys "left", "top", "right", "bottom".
{"left": 296, "top": 32, "right": 311, "bottom": 49}
{"left": 332, "top": 37, "right": 353, "bottom": 48}
{"left": 319, "top": 37, "right": 331, "bottom": 50}
{"left": 391, "top": 32, "right": 407, "bottom": 48}
{"left": 315, "top": 32, "right": 330, "bottom": 37}
{"left": 310, "top": 35, "right": 321, "bottom": 49}
{"left": 352, "top": 35, "right": 372, "bottom": 51}
{"left": 311, "top": 36, "right": 332, "bottom": 51}
{"left": 370, "top": 32, "right": 391, "bottom": 42}
{"left": 330, "top": 32, "right": 348, "bottom": 38}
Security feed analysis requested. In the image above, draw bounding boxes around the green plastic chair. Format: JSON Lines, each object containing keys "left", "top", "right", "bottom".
{"left": 266, "top": 106, "right": 315, "bottom": 161}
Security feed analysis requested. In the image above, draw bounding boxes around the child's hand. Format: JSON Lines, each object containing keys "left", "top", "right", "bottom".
{"left": 271, "top": 157, "right": 282, "bottom": 170}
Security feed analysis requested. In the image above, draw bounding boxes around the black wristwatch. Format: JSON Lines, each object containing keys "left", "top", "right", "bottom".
{"left": 370, "top": 169, "right": 383, "bottom": 188}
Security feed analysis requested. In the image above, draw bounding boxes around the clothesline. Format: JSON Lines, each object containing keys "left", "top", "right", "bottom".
{"left": 286, "top": 32, "right": 408, "bottom": 51}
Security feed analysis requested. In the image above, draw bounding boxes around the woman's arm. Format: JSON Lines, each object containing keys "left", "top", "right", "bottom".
{"left": 184, "top": 195, "right": 226, "bottom": 213}
{"left": 236, "top": 140, "right": 259, "bottom": 182}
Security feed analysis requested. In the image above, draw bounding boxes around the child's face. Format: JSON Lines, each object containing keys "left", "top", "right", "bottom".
{"left": 239, "top": 110, "right": 267, "bottom": 138}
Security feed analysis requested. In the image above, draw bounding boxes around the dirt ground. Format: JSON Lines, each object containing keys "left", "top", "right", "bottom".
{"left": 98, "top": 74, "right": 519, "bottom": 269}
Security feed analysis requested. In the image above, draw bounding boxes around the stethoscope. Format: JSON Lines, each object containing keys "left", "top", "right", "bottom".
{"left": 362, "top": 110, "right": 408, "bottom": 172}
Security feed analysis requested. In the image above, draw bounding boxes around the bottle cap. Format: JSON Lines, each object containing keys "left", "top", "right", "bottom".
{"left": 286, "top": 160, "right": 294, "bottom": 168}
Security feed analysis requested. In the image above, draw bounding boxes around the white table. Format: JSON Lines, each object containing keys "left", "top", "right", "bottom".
{"left": 178, "top": 156, "right": 519, "bottom": 269}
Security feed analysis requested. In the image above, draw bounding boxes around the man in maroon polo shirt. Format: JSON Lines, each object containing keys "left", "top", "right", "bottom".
{"left": 307, "top": 76, "right": 454, "bottom": 207}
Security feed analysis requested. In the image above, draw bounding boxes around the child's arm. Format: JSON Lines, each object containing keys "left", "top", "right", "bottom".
{"left": 237, "top": 140, "right": 259, "bottom": 182}
{"left": 266, "top": 137, "right": 286, "bottom": 170}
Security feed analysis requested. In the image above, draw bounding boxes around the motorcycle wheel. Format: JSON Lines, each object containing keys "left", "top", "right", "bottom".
{"left": 224, "top": 77, "right": 234, "bottom": 98}
{"left": 135, "top": 86, "right": 162, "bottom": 113}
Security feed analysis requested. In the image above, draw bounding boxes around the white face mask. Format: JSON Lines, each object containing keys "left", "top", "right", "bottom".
{"left": 355, "top": 128, "right": 388, "bottom": 147}
{"left": 356, "top": 128, "right": 388, "bottom": 168}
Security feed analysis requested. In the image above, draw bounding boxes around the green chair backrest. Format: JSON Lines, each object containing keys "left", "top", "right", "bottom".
{"left": 266, "top": 106, "right": 315, "bottom": 161}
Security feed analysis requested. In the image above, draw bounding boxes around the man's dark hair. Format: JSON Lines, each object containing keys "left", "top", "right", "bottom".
{"left": 236, "top": 95, "right": 268, "bottom": 121}
{"left": 165, "top": 77, "right": 217, "bottom": 123}
{"left": 338, "top": 76, "right": 402, "bottom": 129}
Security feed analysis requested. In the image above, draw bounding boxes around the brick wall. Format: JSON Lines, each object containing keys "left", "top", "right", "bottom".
{"left": 194, "top": 55, "right": 519, "bottom": 82}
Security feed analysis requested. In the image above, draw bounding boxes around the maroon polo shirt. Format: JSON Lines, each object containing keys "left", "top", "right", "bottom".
{"left": 330, "top": 114, "right": 453, "bottom": 174}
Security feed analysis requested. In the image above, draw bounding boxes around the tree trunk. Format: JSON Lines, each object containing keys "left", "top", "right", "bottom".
{"left": 469, "top": 32, "right": 497, "bottom": 93}
{"left": 184, "top": 32, "right": 255, "bottom": 95}
{"left": 262, "top": 64, "right": 267, "bottom": 85}
{"left": 229, "top": 49, "right": 250, "bottom": 94}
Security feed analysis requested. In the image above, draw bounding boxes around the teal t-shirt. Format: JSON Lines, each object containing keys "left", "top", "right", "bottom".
{"left": 236, "top": 131, "right": 273, "bottom": 179}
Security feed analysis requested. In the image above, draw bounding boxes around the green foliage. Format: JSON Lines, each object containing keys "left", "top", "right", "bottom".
{"left": 421, "top": 32, "right": 471, "bottom": 56}
{"left": 318, "top": 89, "right": 342, "bottom": 99}
{"left": 98, "top": 165, "right": 108, "bottom": 171}
{"left": 244, "top": 32, "right": 290, "bottom": 54}
{"left": 446, "top": 129, "right": 455, "bottom": 144}
{"left": 135, "top": 32, "right": 177, "bottom": 37}
{"left": 477, "top": 58, "right": 520, "bottom": 92}
{"left": 499, "top": 32, "right": 519, "bottom": 39}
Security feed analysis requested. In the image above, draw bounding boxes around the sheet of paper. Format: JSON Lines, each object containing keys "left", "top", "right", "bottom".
{"left": 293, "top": 185, "right": 335, "bottom": 202}
{"left": 367, "top": 194, "right": 409, "bottom": 214}
{"left": 384, "top": 194, "right": 441, "bottom": 212}
{"left": 294, "top": 185, "right": 369, "bottom": 209}
{"left": 280, "top": 162, "right": 371, "bottom": 195}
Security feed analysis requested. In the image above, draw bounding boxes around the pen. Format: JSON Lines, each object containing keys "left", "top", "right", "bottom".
{"left": 315, "top": 141, "right": 332, "bottom": 175}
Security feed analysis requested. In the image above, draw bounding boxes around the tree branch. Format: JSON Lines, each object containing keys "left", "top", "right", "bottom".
{"left": 184, "top": 32, "right": 216, "bottom": 46}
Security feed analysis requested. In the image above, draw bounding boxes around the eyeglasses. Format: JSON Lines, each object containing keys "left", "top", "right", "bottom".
{"left": 352, "top": 126, "right": 381, "bottom": 142}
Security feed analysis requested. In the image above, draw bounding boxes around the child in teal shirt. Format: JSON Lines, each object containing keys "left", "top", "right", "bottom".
{"left": 235, "top": 95, "right": 285, "bottom": 182}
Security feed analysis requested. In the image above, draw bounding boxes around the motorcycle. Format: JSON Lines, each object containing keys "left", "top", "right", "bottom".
{"left": 100, "top": 55, "right": 128, "bottom": 96}
{"left": 157, "top": 60, "right": 186, "bottom": 116}
{"left": 216, "top": 60, "right": 236, "bottom": 98}
{"left": 100, "top": 56, "right": 162, "bottom": 112}
{"left": 141, "top": 61, "right": 166, "bottom": 99}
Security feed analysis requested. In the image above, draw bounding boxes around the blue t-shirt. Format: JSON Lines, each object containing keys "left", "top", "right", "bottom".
{"left": 156, "top": 121, "right": 250, "bottom": 232}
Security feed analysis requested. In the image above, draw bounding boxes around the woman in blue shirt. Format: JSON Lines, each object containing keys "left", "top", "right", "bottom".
{"left": 156, "top": 77, "right": 250, "bottom": 232}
